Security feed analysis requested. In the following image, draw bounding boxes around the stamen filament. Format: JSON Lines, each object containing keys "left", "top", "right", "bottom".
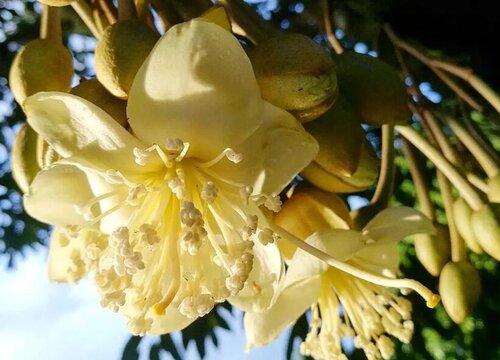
{"left": 195, "top": 148, "right": 243, "bottom": 168}
{"left": 275, "top": 226, "right": 440, "bottom": 308}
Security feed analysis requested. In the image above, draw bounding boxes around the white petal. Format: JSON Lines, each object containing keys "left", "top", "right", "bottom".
{"left": 363, "top": 206, "right": 435, "bottom": 243}
{"left": 229, "top": 241, "right": 283, "bottom": 312}
{"left": 351, "top": 240, "right": 400, "bottom": 277}
{"left": 47, "top": 227, "right": 80, "bottom": 282}
{"left": 148, "top": 307, "right": 195, "bottom": 335}
{"left": 128, "top": 19, "right": 263, "bottom": 160}
{"left": 244, "top": 275, "right": 321, "bottom": 349}
{"left": 24, "top": 164, "right": 94, "bottom": 226}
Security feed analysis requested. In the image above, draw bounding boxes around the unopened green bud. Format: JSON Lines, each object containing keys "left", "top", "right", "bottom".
{"left": 71, "top": 79, "right": 128, "bottom": 127}
{"left": 11, "top": 124, "right": 41, "bottom": 193}
{"left": 439, "top": 261, "right": 481, "bottom": 324}
{"left": 249, "top": 33, "right": 337, "bottom": 123}
{"left": 304, "top": 96, "right": 364, "bottom": 177}
{"left": 471, "top": 204, "right": 500, "bottom": 261}
{"left": 9, "top": 39, "right": 73, "bottom": 105}
{"left": 335, "top": 51, "right": 410, "bottom": 126}
{"left": 453, "top": 198, "right": 483, "bottom": 253}
{"left": 414, "top": 225, "right": 451, "bottom": 277}
{"left": 95, "top": 20, "right": 159, "bottom": 99}
{"left": 301, "top": 138, "right": 379, "bottom": 193}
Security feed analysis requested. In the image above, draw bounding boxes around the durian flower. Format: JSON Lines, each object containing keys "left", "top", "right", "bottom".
{"left": 245, "top": 206, "right": 437, "bottom": 360}
{"left": 23, "top": 19, "right": 318, "bottom": 335}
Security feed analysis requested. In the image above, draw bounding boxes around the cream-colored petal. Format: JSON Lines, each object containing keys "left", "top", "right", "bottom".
{"left": 280, "top": 229, "right": 368, "bottom": 292}
{"left": 24, "top": 164, "right": 94, "bottom": 226}
{"left": 47, "top": 227, "right": 80, "bottom": 282}
{"left": 128, "top": 19, "right": 263, "bottom": 160}
{"left": 229, "top": 241, "right": 283, "bottom": 313}
{"left": 363, "top": 206, "right": 435, "bottom": 243}
{"left": 24, "top": 92, "right": 153, "bottom": 174}
{"left": 351, "top": 240, "right": 400, "bottom": 277}
{"left": 244, "top": 275, "right": 321, "bottom": 349}
{"left": 213, "top": 102, "right": 318, "bottom": 195}
{"left": 148, "top": 307, "right": 195, "bottom": 335}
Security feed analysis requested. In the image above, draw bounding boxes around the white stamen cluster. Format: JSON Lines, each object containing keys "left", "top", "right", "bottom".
{"left": 109, "top": 227, "right": 145, "bottom": 276}
{"left": 128, "top": 316, "right": 153, "bottom": 336}
{"left": 67, "top": 249, "right": 86, "bottom": 283}
{"left": 168, "top": 177, "right": 186, "bottom": 199}
{"left": 257, "top": 228, "right": 278, "bottom": 245}
{"left": 94, "top": 268, "right": 130, "bottom": 312}
{"left": 201, "top": 181, "right": 218, "bottom": 203}
{"left": 180, "top": 201, "right": 207, "bottom": 255}
{"left": 179, "top": 293, "right": 215, "bottom": 319}
{"left": 226, "top": 251, "right": 254, "bottom": 295}
{"left": 301, "top": 270, "right": 413, "bottom": 360}
{"left": 241, "top": 215, "right": 258, "bottom": 240}
{"left": 264, "top": 194, "right": 282, "bottom": 212}
{"left": 133, "top": 147, "right": 151, "bottom": 166}
{"left": 136, "top": 224, "right": 160, "bottom": 250}
{"left": 127, "top": 184, "right": 147, "bottom": 206}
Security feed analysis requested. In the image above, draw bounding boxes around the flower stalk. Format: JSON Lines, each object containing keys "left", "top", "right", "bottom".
{"left": 40, "top": 5, "right": 61, "bottom": 43}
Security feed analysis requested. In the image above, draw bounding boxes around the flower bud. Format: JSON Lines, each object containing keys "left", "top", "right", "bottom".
{"left": 304, "top": 96, "right": 364, "bottom": 177}
{"left": 71, "top": 79, "right": 128, "bottom": 127}
{"left": 471, "top": 204, "right": 500, "bottom": 261}
{"left": 301, "top": 138, "right": 379, "bottom": 193}
{"left": 439, "top": 261, "right": 481, "bottom": 324}
{"left": 274, "top": 186, "right": 352, "bottom": 259}
{"left": 487, "top": 173, "right": 500, "bottom": 203}
{"left": 414, "top": 225, "right": 451, "bottom": 277}
{"left": 249, "top": 33, "right": 337, "bottom": 123}
{"left": 11, "top": 123, "right": 41, "bottom": 193}
{"left": 9, "top": 39, "right": 73, "bottom": 105}
{"left": 453, "top": 198, "right": 483, "bottom": 253}
{"left": 38, "top": 0, "right": 74, "bottom": 6}
{"left": 334, "top": 51, "right": 410, "bottom": 126}
{"left": 95, "top": 20, "right": 159, "bottom": 99}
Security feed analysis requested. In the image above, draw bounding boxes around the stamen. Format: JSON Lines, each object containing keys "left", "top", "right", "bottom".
{"left": 264, "top": 195, "right": 282, "bottom": 212}
{"left": 133, "top": 147, "right": 151, "bottom": 166}
{"left": 196, "top": 148, "right": 243, "bottom": 168}
{"left": 201, "top": 181, "right": 218, "bottom": 203}
{"left": 275, "top": 225, "right": 441, "bottom": 308}
{"left": 104, "top": 169, "right": 126, "bottom": 184}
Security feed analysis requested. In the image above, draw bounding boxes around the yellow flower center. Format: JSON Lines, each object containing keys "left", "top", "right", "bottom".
{"left": 62, "top": 139, "right": 281, "bottom": 335}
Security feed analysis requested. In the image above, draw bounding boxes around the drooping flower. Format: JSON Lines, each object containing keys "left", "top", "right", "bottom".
{"left": 245, "top": 206, "right": 436, "bottom": 360}
{"left": 23, "top": 19, "right": 318, "bottom": 335}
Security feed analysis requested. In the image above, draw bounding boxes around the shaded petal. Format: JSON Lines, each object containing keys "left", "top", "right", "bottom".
{"left": 24, "top": 164, "right": 94, "bottom": 226}
{"left": 25, "top": 92, "right": 153, "bottom": 174}
{"left": 229, "top": 241, "right": 283, "bottom": 312}
{"left": 290, "top": 229, "right": 369, "bottom": 279}
{"left": 351, "top": 241, "right": 400, "bottom": 277}
{"left": 128, "top": 20, "right": 263, "bottom": 160}
{"left": 213, "top": 102, "right": 318, "bottom": 195}
{"left": 47, "top": 227, "right": 80, "bottom": 282}
{"left": 363, "top": 206, "right": 435, "bottom": 243}
{"left": 244, "top": 275, "right": 321, "bottom": 349}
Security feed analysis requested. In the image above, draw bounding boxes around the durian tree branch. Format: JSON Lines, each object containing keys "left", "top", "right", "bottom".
{"left": 40, "top": 5, "right": 61, "bottom": 43}
{"left": 436, "top": 171, "right": 466, "bottom": 262}
{"left": 446, "top": 115, "right": 499, "bottom": 178}
{"left": 118, "top": 0, "right": 138, "bottom": 21}
{"left": 217, "top": 0, "right": 280, "bottom": 44}
{"left": 72, "top": 0, "right": 102, "bottom": 38}
{"left": 370, "top": 125, "right": 395, "bottom": 210}
{"left": 401, "top": 139, "right": 436, "bottom": 221}
{"left": 383, "top": 24, "right": 483, "bottom": 112}
{"left": 322, "top": 0, "right": 343, "bottom": 54}
{"left": 396, "top": 125, "right": 485, "bottom": 211}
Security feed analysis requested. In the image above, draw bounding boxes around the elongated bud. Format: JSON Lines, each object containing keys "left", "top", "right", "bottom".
{"left": 304, "top": 96, "right": 364, "bottom": 177}
{"left": 249, "top": 33, "right": 337, "bottom": 123}
{"left": 12, "top": 124, "right": 41, "bottom": 193}
{"left": 9, "top": 39, "right": 73, "bottom": 105}
{"left": 274, "top": 186, "right": 352, "bottom": 259}
{"left": 335, "top": 51, "right": 410, "bottom": 126}
{"left": 453, "top": 198, "right": 483, "bottom": 253}
{"left": 38, "top": 0, "right": 74, "bottom": 6}
{"left": 71, "top": 79, "right": 128, "bottom": 127}
{"left": 487, "top": 174, "right": 500, "bottom": 203}
{"left": 471, "top": 204, "right": 500, "bottom": 260}
{"left": 414, "top": 225, "right": 451, "bottom": 277}
{"left": 95, "top": 20, "right": 159, "bottom": 99}
{"left": 439, "top": 261, "right": 481, "bottom": 324}
{"left": 301, "top": 138, "right": 379, "bottom": 193}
